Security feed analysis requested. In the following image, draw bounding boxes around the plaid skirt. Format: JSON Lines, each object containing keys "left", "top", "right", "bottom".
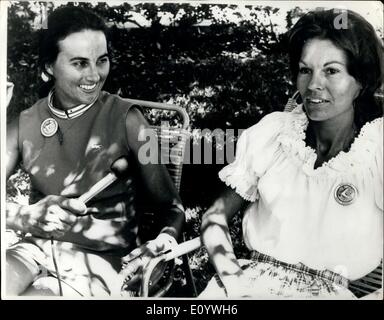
{"left": 199, "top": 251, "right": 356, "bottom": 299}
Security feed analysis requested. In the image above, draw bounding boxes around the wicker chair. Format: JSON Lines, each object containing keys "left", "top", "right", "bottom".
{"left": 122, "top": 98, "right": 196, "bottom": 297}
{"left": 349, "top": 264, "right": 383, "bottom": 298}
{"left": 124, "top": 98, "right": 190, "bottom": 192}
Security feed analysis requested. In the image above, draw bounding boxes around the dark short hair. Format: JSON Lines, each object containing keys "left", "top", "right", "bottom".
{"left": 287, "top": 9, "right": 383, "bottom": 127}
{"left": 39, "top": 5, "right": 109, "bottom": 73}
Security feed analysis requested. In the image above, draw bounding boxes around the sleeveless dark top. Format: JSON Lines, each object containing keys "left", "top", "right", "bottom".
{"left": 18, "top": 91, "right": 139, "bottom": 253}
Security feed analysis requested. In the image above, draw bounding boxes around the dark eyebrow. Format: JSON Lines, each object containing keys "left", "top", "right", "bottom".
{"left": 69, "top": 53, "right": 109, "bottom": 62}
{"left": 324, "top": 61, "right": 345, "bottom": 67}
{"left": 299, "top": 60, "right": 345, "bottom": 67}
{"left": 98, "top": 53, "right": 109, "bottom": 60}
{"left": 69, "top": 57, "right": 88, "bottom": 62}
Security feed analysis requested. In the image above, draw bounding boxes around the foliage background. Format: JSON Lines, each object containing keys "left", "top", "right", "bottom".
{"left": 6, "top": 1, "right": 382, "bottom": 296}
{"left": 7, "top": 0, "right": 297, "bottom": 202}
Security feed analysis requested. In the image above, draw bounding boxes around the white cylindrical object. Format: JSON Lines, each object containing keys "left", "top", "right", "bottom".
{"left": 78, "top": 172, "right": 117, "bottom": 204}
{"left": 164, "top": 237, "right": 202, "bottom": 261}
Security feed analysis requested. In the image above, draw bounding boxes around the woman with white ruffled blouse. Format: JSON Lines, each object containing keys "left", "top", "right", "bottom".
{"left": 200, "top": 9, "right": 383, "bottom": 299}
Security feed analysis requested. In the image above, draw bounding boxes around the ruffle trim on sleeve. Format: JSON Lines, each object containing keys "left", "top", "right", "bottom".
{"left": 218, "top": 165, "right": 259, "bottom": 202}
{"left": 218, "top": 112, "right": 288, "bottom": 202}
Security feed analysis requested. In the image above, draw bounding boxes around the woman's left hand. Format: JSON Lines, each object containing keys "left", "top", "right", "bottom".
{"left": 221, "top": 274, "right": 255, "bottom": 298}
{"left": 118, "top": 233, "right": 178, "bottom": 293}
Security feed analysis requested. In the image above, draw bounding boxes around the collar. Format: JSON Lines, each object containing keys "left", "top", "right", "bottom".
{"left": 47, "top": 88, "right": 98, "bottom": 119}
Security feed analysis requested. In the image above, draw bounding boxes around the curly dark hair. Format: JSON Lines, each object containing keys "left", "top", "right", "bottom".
{"left": 287, "top": 9, "right": 383, "bottom": 128}
{"left": 38, "top": 5, "right": 109, "bottom": 97}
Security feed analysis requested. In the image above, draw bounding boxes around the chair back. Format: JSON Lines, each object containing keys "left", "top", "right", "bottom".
{"left": 123, "top": 98, "right": 194, "bottom": 297}
{"left": 124, "top": 98, "right": 190, "bottom": 192}
{"left": 284, "top": 91, "right": 301, "bottom": 112}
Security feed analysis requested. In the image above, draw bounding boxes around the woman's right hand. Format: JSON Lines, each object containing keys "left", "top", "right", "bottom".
{"left": 221, "top": 274, "right": 254, "bottom": 298}
{"left": 17, "top": 195, "right": 87, "bottom": 239}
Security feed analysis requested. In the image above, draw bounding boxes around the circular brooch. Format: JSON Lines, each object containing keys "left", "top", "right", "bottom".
{"left": 41, "top": 118, "right": 58, "bottom": 137}
{"left": 334, "top": 183, "right": 357, "bottom": 206}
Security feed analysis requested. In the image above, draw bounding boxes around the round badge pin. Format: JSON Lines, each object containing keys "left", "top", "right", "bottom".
{"left": 334, "top": 183, "right": 357, "bottom": 205}
{"left": 41, "top": 118, "right": 58, "bottom": 137}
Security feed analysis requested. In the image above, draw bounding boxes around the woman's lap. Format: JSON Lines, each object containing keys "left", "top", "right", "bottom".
{"left": 6, "top": 238, "right": 124, "bottom": 297}
{"left": 6, "top": 252, "right": 38, "bottom": 296}
{"left": 199, "top": 259, "right": 357, "bottom": 299}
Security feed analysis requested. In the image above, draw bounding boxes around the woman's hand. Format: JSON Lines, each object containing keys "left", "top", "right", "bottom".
{"left": 6, "top": 82, "right": 14, "bottom": 108}
{"left": 118, "top": 233, "right": 177, "bottom": 292}
{"left": 16, "top": 195, "right": 87, "bottom": 239}
{"left": 221, "top": 274, "right": 254, "bottom": 298}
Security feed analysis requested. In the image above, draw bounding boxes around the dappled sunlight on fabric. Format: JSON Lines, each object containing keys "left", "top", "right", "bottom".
{"left": 38, "top": 240, "right": 123, "bottom": 296}
{"left": 82, "top": 220, "right": 122, "bottom": 243}
{"left": 23, "top": 140, "right": 42, "bottom": 170}
{"left": 62, "top": 170, "right": 85, "bottom": 194}
{"left": 66, "top": 213, "right": 136, "bottom": 250}
{"left": 45, "top": 164, "right": 55, "bottom": 177}
{"left": 86, "top": 135, "right": 103, "bottom": 154}
{"left": 61, "top": 142, "right": 123, "bottom": 196}
{"left": 86, "top": 141, "right": 122, "bottom": 177}
{"left": 30, "top": 165, "right": 40, "bottom": 175}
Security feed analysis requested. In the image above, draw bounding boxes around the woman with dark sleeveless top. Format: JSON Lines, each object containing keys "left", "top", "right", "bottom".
{"left": 6, "top": 6, "right": 184, "bottom": 297}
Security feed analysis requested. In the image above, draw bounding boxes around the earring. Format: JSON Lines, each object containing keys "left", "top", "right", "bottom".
{"left": 41, "top": 71, "right": 50, "bottom": 82}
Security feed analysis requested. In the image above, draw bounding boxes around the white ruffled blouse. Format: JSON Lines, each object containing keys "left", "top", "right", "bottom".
{"left": 219, "top": 106, "right": 383, "bottom": 280}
